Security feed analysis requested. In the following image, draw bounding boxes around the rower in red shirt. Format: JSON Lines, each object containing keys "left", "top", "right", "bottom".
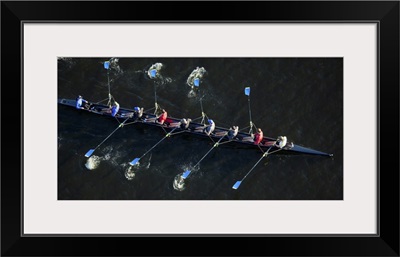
{"left": 156, "top": 109, "right": 168, "bottom": 125}
{"left": 253, "top": 128, "right": 264, "bottom": 145}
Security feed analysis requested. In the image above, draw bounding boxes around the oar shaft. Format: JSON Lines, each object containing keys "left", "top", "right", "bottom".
{"left": 193, "top": 145, "right": 216, "bottom": 168}
{"left": 139, "top": 127, "right": 179, "bottom": 159}
{"left": 107, "top": 69, "right": 112, "bottom": 106}
{"left": 92, "top": 118, "right": 129, "bottom": 151}
{"left": 241, "top": 154, "right": 266, "bottom": 182}
{"left": 248, "top": 97, "right": 253, "bottom": 129}
{"left": 267, "top": 148, "right": 283, "bottom": 155}
{"left": 200, "top": 97, "right": 204, "bottom": 116}
{"left": 239, "top": 145, "right": 274, "bottom": 183}
{"left": 169, "top": 130, "right": 187, "bottom": 136}
{"left": 181, "top": 133, "right": 227, "bottom": 180}
{"left": 140, "top": 139, "right": 166, "bottom": 159}
{"left": 200, "top": 95, "right": 205, "bottom": 123}
{"left": 217, "top": 139, "right": 233, "bottom": 146}
{"left": 108, "top": 69, "right": 110, "bottom": 96}
{"left": 193, "top": 133, "right": 227, "bottom": 169}
{"left": 154, "top": 83, "right": 158, "bottom": 113}
{"left": 154, "top": 83, "right": 157, "bottom": 103}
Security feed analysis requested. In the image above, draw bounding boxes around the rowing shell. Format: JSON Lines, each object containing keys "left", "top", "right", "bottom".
{"left": 58, "top": 98, "right": 333, "bottom": 157}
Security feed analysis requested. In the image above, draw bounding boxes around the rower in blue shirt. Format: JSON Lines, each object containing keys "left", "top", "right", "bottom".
{"left": 111, "top": 101, "right": 120, "bottom": 117}
{"left": 76, "top": 95, "right": 89, "bottom": 109}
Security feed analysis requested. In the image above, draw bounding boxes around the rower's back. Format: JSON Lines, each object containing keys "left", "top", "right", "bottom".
{"left": 204, "top": 120, "right": 215, "bottom": 135}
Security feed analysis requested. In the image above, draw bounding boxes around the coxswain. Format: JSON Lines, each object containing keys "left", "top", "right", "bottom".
{"left": 76, "top": 95, "right": 89, "bottom": 110}
{"left": 156, "top": 109, "right": 168, "bottom": 125}
{"left": 111, "top": 101, "right": 120, "bottom": 117}
{"left": 180, "top": 118, "right": 192, "bottom": 130}
{"left": 204, "top": 119, "right": 216, "bottom": 135}
{"left": 253, "top": 128, "right": 264, "bottom": 145}
{"left": 227, "top": 126, "right": 239, "bottom": 140}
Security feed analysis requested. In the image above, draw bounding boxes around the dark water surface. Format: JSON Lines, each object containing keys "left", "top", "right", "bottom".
{"left": 58, "top": 57, "right": 343, "bottom": 200}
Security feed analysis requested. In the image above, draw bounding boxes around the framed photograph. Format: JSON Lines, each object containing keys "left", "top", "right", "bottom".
{"left": 2, "top": 1, "right": 398, "bottom": 256}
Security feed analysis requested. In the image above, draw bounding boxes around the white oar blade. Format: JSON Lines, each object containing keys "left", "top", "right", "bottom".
{"left": 181, "top": 170, "right": 191, "bottom": 179}
{"left": 232, "top": 181, "right": 242, "bottom": 190}
{"left": 244, "top": 87, "right": 250, "bottom": 96}
{"left": 129, "top": 158, "right": 140, "bottom": 166}
{"left": 85, "top": 149, "right": 95, "bottom": 158}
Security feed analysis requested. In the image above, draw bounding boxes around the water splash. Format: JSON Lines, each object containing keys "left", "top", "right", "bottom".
{"left": 172, "top": 164, "right": 200, "bottom": 191}
{"left": 109, "top": 58, "right": 123, "bottom": 74}
{"left": 186, "top": 67, "right": 206, "bottom": 87}
{"left": 125, "top": 164, "right": 140, "bottom": 180}
{"left": 85, "top": 155, "right": 102, "bottom": 170}
{"left": 146, "top": 153, "right": 152, "bottom": 169}
{"left": 147, "top": 63, "right": 163, "bottom": 79}
{"left": 186, "top": 67, "right": 206, "bottom": 98}
{"left": 173, "top": 173, "right": 186, "bottom": 191}
{"left": 164, "top": 77, "right": 173, "bottom": 84}
{"left": 103, "top": 153, "right": 111, "bottom": 161}
{"left": 84, "top": 146, "right": 125, "bottom": 171}
{"left": 187, "top": 88, "right": 197, "bottom": 98}
{"left": 123, "top": 154, "right": 151, "bottom": 180}
{"left": 146, "top": 62, "right": 173, "bottom": 87}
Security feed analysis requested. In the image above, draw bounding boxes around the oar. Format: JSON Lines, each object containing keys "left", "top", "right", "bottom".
{"left": 192, "top": 73, "right": 205, "bottom": 124}
{"left": 244, "top": 87, "right": 254, "bottom": 134}
{"left": 232, "top": 145, "right": 275, "bottom": 190}
{"left": 181, "top": 132, "right": 228, "bottom": 179}
{"left": 148, "top": 67, "right": 159, "bottom": 113}
{"left": 85, "top": 118, "right": 129, "bottom": 158}
{"left": 104, "top": 60, "right": 112, "bottom": 106}
{"left": 198, "top": 94, "right": 206, "bottom": 124}
{"left": 129, "top": 126, "right": 180, "bottom": 166}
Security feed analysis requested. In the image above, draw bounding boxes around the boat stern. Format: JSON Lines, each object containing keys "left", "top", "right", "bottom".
{"left": 58, "top": 98, "right": 77, "bottom": 108}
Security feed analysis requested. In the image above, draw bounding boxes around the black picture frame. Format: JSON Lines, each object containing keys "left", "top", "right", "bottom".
{"left": 2, "top": 1, "right": 398, "bottom": 256}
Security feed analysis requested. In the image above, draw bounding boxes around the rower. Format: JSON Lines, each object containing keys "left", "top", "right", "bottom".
{"left": 227, "top": 126, "right": 239, "bottom": 140}
{"left": 180, "top": 118, "right": 192, "bottom": 130}
{"left": 253, "top": 128, "right": 264, "bottom": 145}
{"left": 76, "top": 95, "right": 89, "bottom": 110}
{"left": 99, "top": 100, "right": 117, "bottom": 115}
{"left": 204, "top": 119, "right": 215, "bottom": 135}
{"left": 133, "top": 106, "right": 144, "bottom": 120}
{"left": 156, "top": 109, "right": 168, "bottom": 125}
{"left": 111, "top": 101, "right": 120, "bottom": 117}
{"left": 111, "top": 101, "right": 119, "bottom": 117}
{"left": 275, "top": 136, "right": 288, "bottom": 149}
